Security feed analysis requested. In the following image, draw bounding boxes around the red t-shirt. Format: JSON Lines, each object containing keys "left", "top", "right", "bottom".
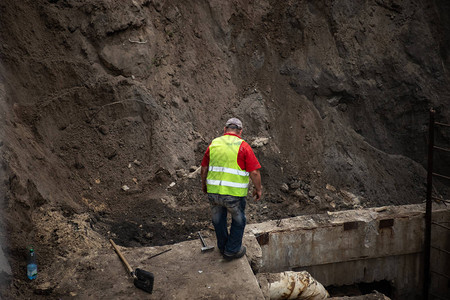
{"left": 201, "top": 133, "right": 261, "bottom": 172}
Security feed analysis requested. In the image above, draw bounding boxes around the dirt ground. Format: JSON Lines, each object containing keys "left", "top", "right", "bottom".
{"left": 0, "top": 0, "right": 449, "bottom": 298}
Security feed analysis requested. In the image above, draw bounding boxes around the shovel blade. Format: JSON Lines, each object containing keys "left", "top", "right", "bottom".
{"left": 134, "top": 268, "right": 154, "bottom": 294}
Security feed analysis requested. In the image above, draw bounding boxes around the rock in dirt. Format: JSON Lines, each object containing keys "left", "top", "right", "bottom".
{"left": 280, "top": 183, "right": 289, "bottom": 193}
{"left": 326, "top": 184, "right": 337, "bottom": 192}
{"left": 73, "top": 154, "right": 84, "bottom": 169}
{"left": 251, "top": 137, "right": 269, "bottom": 148}
{"left": 289, "top": 181, "right": 301, "bottom": 190}
{"left": 34, "top": 282, "right": 54, "bottom": 295}
{"left": 293, "top": 189, "right": 308, "bottom": 201}
{"left": 176, "top": 169, "right": 187, "bottom": 178}
{"left": 187, "top": 166, "right": 201, "bottom": 178}
{"left": 340, "top": 190, "right": 361, "bottom": 207}
{"left": 98, "top": 125, "right": 109, "bottom": 135}
{"left": 103, "top": 147, "right": 117, "bottom": 159}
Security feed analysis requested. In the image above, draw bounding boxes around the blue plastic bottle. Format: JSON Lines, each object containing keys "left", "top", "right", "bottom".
{"left": 27, "top": 248, "right": 37, "bottom": 280}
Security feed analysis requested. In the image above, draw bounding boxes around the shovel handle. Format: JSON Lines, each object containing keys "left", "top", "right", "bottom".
{"left": 110, "top": 239, "right": 134, "bottom": 275}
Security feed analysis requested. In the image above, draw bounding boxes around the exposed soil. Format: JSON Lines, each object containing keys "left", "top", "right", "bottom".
{"left": 0, "top": 0, "right": 449, "bottom": 298}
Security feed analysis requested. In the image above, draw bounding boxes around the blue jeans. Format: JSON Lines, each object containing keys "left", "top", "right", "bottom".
{"left": 208, "top": 193, "right": 246, "bottom": 254}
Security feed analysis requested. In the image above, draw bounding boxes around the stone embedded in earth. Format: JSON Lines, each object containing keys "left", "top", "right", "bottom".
{"left": 293, "top": 189, "right": 308, "bottom": 201}
{"left": 104, "top": 147, "right": 117, "bottom": 159}
{"left": 280, "top": 183, "right": 289, "bottom": 192}
{"left": 176, "top": 169, "right": 187, "bottom": 178}
{"left": 326, "top": 184, "right": 337, "bottom": 192}
{"left": 340, "top": 190, "right": 361, "bottom": 207}
{"left": 34, "top": 282, "right": 54, "bottom": 295}
{"left": 303, "top": 184, "right": 311, "bottom": 192}
{"left": 251, "top": 137, "right": 269, "bottom": 148}
{"left": 289, "top": 181, "right": 301, "bottom": 190}
{"left": 98, "top": 125, "right": 109, "bottom": 135}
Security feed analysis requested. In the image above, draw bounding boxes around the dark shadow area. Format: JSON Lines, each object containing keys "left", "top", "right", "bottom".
{"left": 327, "top": 280, "right": 393, "bottom": 298}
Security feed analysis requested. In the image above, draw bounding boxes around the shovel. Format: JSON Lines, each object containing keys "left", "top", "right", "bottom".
{"left": 109, "top": 239, "right": 154, "bottom": 293}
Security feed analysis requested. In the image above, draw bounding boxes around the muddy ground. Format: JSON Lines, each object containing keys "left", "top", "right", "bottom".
{"left": 0, "top": 0, "right": 449, "bottom": 298}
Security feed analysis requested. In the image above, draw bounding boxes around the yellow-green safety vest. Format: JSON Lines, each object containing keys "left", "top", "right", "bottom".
{"left": 206, "top": 135, "right": 250, "bottom": 197}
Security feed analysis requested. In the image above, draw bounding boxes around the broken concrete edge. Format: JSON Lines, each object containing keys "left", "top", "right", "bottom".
{"left": 245, "top": 203, "right": 446, "bottom": 236}
{"left": 242, "top": 203, "right": 449, "bottom": 299}
{"left": 243, "top": 203, "right": 438, "bottom": 274}
{"left": 243, "top": 233, "right": 263, "bottom": 273}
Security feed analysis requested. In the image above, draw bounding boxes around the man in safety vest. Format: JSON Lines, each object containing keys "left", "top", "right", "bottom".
{"left": 201, "top": 117, "right": 262, "bottom": 260}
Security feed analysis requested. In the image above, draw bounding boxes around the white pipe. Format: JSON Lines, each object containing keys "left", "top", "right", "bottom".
{"left": 268, "top": 271, "right": 329, "bottom": 299}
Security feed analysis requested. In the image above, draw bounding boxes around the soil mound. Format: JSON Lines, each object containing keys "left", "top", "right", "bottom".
{"left": 0, "top": 0, "right": 449, "bottom": 298}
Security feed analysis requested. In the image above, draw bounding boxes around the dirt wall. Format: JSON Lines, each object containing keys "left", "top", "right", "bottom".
{"left": 0, "top": 0, "right": 449, "bottom": 298}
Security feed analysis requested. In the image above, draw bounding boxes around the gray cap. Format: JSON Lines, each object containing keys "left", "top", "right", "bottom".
{"left": 225, "top": 117, "right": 243, "bottom": 129}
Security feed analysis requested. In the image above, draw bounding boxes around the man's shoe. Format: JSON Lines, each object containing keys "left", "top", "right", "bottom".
{"left": 223, "top": 246, "right": 246, "bottom": 260}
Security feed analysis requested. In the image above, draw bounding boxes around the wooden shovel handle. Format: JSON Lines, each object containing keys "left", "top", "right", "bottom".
{"left": 110, "top": 239, "right": 134, "bottom": 275}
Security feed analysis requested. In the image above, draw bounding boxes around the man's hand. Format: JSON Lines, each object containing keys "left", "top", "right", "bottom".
{"left": 249, "top": 169, "right": 262, "bottom": 201}
{"left": 253, "top": 187, "right": 262, "bottom": 201}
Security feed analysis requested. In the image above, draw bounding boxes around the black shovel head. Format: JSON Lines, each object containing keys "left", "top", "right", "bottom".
{"left": 134, "top": 268, "right": 154, "bottom": 293}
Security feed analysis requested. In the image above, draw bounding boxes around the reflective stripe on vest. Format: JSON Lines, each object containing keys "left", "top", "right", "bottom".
{"left": 206, "top": 179, "right": 249, "bottom": 189}
{"left": 206, "top": 135, "right": 249, "bottom": 197}
{"left": 208, "top": 166, "right": 249, "bottom": 177}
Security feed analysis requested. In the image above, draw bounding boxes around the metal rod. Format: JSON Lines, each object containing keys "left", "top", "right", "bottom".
{"left": 432, "top": 221, "right": 450, "bottom": 231}
{"left": 198, "top": 232, "right": 207, "bottom": 247}
{"left": 435, "top": 121, "right": 450, "bottom": 127}
{"left": 432, "top": 196, "right": 450, "bottom": 203}
{"left": 430, "top": 292, "right": 450, "bottom": 300}
{"left": 424, "top": 109, "right": 435, "bottom": 300}
{"left": 431, "top": 270, "right": 450, "bottom": 280}
{"left": 148, "top": 248, "right": 172, "bottom": 260}
{"left": 431, "top": 245, "right": 450, "bottom": 255}
{"left": 433, "top": 145, "right": 450, "bottom": 152}
{"left": 432, "top": 172, "right": 450, "bottom": 180}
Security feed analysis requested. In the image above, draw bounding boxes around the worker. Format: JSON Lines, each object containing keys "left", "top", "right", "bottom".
{"left": 201, "top": 117, "right": 262, "bottom": 260}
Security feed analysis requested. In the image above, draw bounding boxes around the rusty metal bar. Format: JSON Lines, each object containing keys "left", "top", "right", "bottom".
{"left": 432, "top": 172, "right": 450, "bottom": 180}
{"left": 435, "top": 121, "right": 450, "bottom": 127}
{"left": 431, "top": 245, "right": 450, "bottom": 256}
{"left": 431, "top": 221, "right": 450, "bottom": 231}
{"left": 430, "top": 292, "right": 450, "bottom": 300}
{"left": 423, "top": 109, "right": 435, "bottom": 300}
{"left": 432, "top": 196, "right": 450, "bottom": 203}
{"left": 433, "top": 145, "right": 450, "bottom": 152}
{"left": 431, "top": 270, "right": 450, "bottom": 280}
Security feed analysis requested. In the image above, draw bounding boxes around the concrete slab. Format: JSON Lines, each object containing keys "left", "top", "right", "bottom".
{"left": 69, "top": 236, "right": 264, "bottom": 299}
{"left": 244, "top": 203, "right": 450, "bottom": 299}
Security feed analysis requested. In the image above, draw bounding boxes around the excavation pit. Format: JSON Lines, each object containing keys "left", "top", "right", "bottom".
{"left": 246, "top": 203, "right": 450, "bottom": 299}
{"left": 60, "top": 204, "right": 449, "bottom": 299}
